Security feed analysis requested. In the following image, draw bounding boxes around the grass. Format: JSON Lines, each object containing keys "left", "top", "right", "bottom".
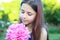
{"left": 49, "top": 34, "right": 60, "bottom": 40}
{"left": 48, "top": 25, "right": 60, "bottom": 40}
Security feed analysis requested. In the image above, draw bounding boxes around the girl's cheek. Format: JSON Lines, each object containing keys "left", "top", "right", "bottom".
{"left": 20, "top": 14, "right": 23, "bottom": 19}
{"left": 20, "top": 13, "right": 24, "bottom": 17}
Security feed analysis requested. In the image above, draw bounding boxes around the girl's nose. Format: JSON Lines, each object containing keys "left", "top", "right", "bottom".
{"left": 23, "top": 13, "right": 27, "bottom": 19}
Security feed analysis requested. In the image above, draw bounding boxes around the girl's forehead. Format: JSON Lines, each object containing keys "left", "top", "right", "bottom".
{"left": 21, "top": 3, "right": 36, "bottom": 13}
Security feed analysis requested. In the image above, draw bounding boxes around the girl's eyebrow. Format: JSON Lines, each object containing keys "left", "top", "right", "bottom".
{"left": 21, "top": 9, "right": 24, "bottom": 11}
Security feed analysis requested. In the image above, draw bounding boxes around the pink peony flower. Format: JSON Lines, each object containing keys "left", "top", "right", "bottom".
{"left": 6, "top": 23, "right": 30, "bottom": 40}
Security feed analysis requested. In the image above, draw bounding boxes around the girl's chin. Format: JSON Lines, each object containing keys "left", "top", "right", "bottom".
{"left": 22, "top": 22, "right": 29, "bottom": 25}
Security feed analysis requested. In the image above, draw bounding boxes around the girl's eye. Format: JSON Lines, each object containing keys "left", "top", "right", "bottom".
{"left": 21, "top": 9, "right": 25, "bottom": 14}
{"left": 28, "top": 12, "right": 33, "bottom": 16}
{"left": 21, "top": 11, "right": 25, "bottom": 14}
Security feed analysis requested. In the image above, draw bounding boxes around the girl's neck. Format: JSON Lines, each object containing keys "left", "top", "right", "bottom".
{"left": 26, "top": 23, "right": 32, "bottom": 34}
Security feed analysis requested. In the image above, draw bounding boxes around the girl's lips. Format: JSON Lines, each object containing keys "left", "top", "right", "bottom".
{"left": 23, "top": 20, "right": 27, "bottom": 22}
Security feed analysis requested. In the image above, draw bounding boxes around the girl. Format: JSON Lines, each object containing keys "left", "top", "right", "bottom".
{"left": 19, "top": 0, "right": 48, "bottom": 40}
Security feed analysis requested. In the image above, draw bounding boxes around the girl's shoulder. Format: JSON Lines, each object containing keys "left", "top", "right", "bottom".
{"left": 41, "top": 27, "right": 47, "bottom": 35}
{"left": 41, "top": 24, "right": 48, "bottom": 34}
{"left": 41, "top": 24, "right": 48, "bottom": 35}
{"left": 40, "top": 24, "right": 48, "bottom": 40}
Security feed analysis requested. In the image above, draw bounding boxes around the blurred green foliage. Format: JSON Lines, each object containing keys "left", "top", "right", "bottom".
{"left": 0, "top": 0, "right": 22, "bottom": 23}
{"left": 48, "top": 25, "right": 60, "bottom": 33}
{"left": 42, "top": 0, "right": 60, "bottom": 25}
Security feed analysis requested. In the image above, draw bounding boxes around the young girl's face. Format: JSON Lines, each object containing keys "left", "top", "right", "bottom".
{"left": 20, "top": 3, "right": 36, "bottom": 25}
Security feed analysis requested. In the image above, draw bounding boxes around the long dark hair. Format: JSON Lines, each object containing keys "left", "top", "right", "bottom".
{"left": 19, "top": 0, "right": 47, "bottom": 40}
